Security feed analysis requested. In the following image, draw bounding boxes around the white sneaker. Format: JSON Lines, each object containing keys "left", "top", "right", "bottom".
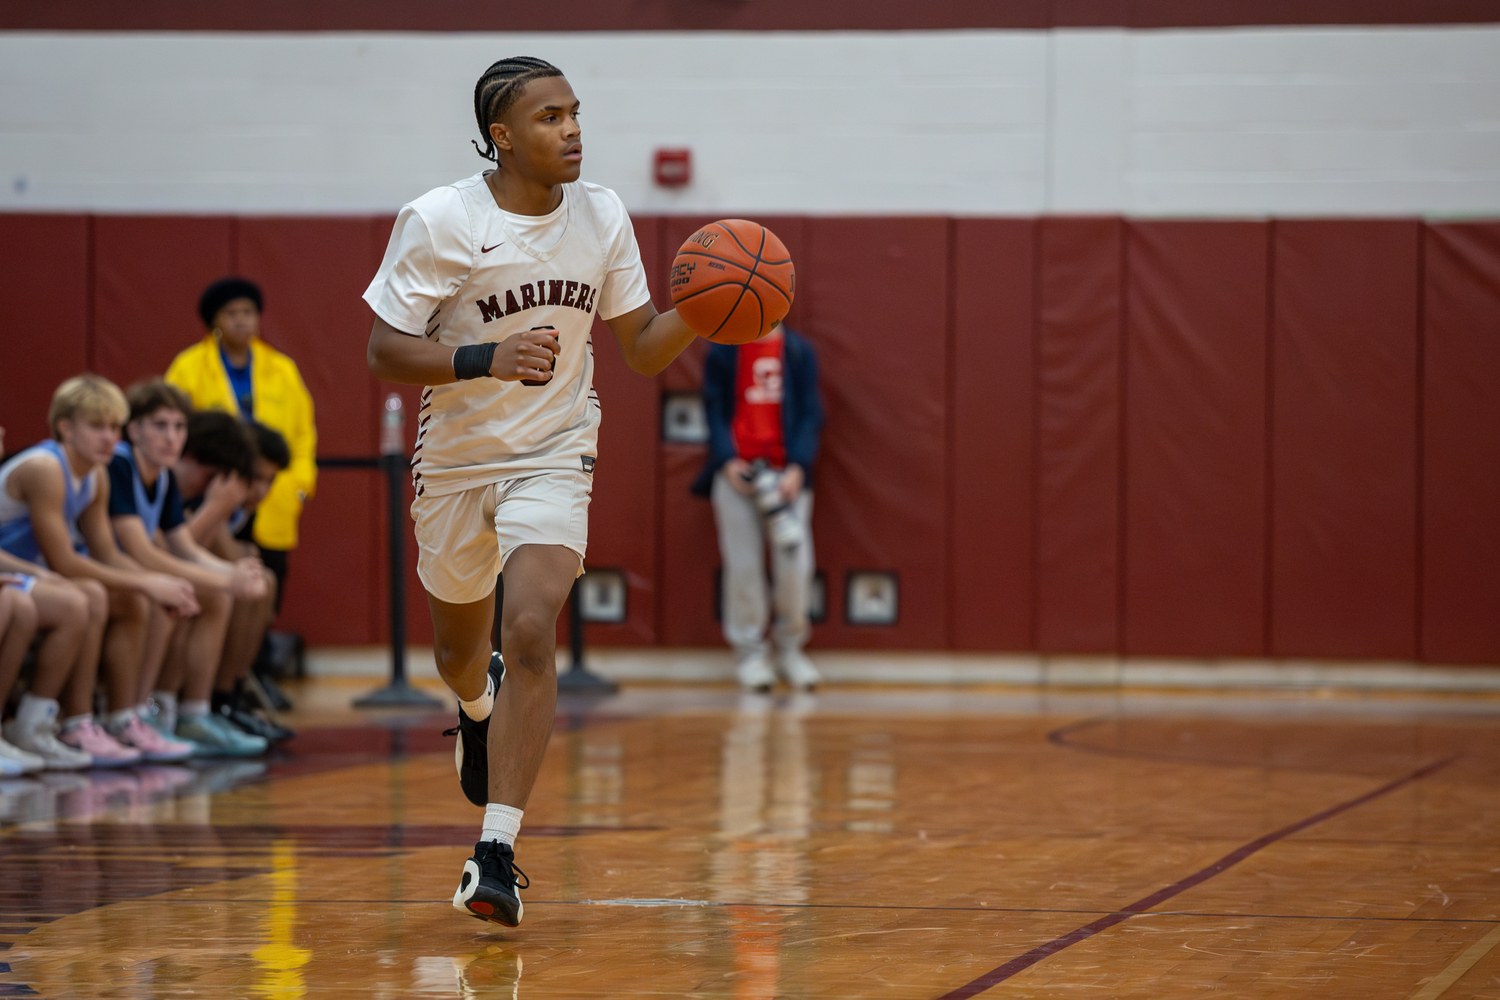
{"left": 3, "top": 719, "right": 92, "bottom": 771}
{"left": 0, "top": 735, "right": 45, "bottom": 775}
{"left": 736, "top": 652, "right": 777, "bottom": 692}
{"left": 778, "top": 651, "right": 822, "bottom": 691}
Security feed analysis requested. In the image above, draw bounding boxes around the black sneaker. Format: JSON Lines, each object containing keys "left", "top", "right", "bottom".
{"left": 442, "top": 652, "right": 505, "bottom": 808}
{"left": 452, "top": 840, "right": 528, "bottom": 926}
{"left": 224, "top": 705, "right": 295, "bottom": 744}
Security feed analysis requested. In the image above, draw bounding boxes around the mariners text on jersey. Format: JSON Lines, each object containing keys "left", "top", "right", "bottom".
{"left": 475, "top": 279, "right": 599, "bottom": 324}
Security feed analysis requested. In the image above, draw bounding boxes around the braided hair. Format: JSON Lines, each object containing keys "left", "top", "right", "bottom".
{"left": 472, "top": 56, "right": 565, "bottom": 162}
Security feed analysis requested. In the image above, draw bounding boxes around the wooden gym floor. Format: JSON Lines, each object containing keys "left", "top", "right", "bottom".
{"left": 1, "top": 678, "right": 1498, "bottom": 998}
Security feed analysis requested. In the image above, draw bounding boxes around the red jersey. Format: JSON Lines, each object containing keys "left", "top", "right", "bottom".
{"left": 731, "top": 338, "right": 787, "bottom": 467}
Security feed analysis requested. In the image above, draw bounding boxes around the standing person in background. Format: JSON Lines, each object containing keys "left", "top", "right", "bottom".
{"left": 693, "top": 324, "right": 824, "bottom": 692}
{"left": 165, "top": 278, "right": 317, "bottom": 614}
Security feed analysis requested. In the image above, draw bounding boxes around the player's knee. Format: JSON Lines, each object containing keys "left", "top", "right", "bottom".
{"left": 505, "top": 606, "right": 553, "bottom": 646}
{"left": 56, "top": 585, "right": 90, "bottom": 632}
{"left": 434, "top": 636, "right": 487, "bottom": 676}
{"left": 199, "top": 585, "right": 232, "bottom": 619}
{"left": 114, "top": 589, "right": 151, "bottom": 624}
{"left": 502, "top": 609, "right": 557, "bottom": 676}
{"left": 12, "top": 590, "right": 38, "bottom": 634}
{"left": 77, "top": 578, "right": 108, "bottom": 622}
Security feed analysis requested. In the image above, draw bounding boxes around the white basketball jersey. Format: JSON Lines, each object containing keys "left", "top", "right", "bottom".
{"left": 364, "top": 174, "right": 651, "bottom": 497}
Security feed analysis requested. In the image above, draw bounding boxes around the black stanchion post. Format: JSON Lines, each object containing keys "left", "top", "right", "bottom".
{"left": 356, "top": 393, "right": 442, "bottom": 709}
{"left": 556, "top": 577, "right": 618, "bottom": 695}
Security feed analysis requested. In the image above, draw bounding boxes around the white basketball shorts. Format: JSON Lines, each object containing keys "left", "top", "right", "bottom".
{"left": 411, "top": 470, "right": 592, "bottom": 605}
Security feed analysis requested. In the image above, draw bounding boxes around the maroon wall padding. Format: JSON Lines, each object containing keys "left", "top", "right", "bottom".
{"left": 1422, "top": 223, "right": 1500, "bottom": 664}
{"left": 950, "top": 219, "right": 1036, "bottom": 650}
{"left": 580, "top": 216, "right": 664, "bottom": 645}
{"left": 237, "top": 217, "right": 387, "bottom": 644}
{"left": 363, "top": 214, "right": 432, "bottom": 647}
{"left": 1123, "top": 222, "right": 1269, "bottom": 656}
{"left": 8, "top": 0, "right": 1495, "bottom": 30}
{"left": 1034, "top": 217, "right": 1124, "bottom": 653}
{"left": 0, "top": 215, "right": 90, "bottom": 450}
{"left": 798, "top": 217, "right": 949, "bottom": 647}
{"left": 657, "top": 444, "right": 724, "bottom": 647}
{"left": 588, "top": 263, "right": 661, "bottom": 646}
{"left": 92, "top": 216, "right": 234, "bottom": 389}
{"left": 1270, "top": 220, "right": 1421, "bottom": 659}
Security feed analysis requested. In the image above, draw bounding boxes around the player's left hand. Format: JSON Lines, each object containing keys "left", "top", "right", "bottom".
{"left": 228, "top": 558, "right": 269, "bottom": 599}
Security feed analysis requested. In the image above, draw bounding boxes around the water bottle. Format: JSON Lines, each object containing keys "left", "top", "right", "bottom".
{"left": 380, "top": 393, "right": 405, "bottom": 456}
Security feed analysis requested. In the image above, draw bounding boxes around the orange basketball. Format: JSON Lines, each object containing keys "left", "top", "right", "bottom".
{"left": 669, "top": 220, "right": 795, "bottom": 344}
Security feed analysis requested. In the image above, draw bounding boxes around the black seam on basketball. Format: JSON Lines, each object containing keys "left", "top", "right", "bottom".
{"left": 717, "top": 224, "right": 774, "bottom": 286}
{"left": 672, "top": 279, "right": 755, "bottom": 304}
{"left": 713, "top": 224, "right": 788, "bottom": 267}
{"left": 743, "top": 285, "right": 765, "bottom": 337}
{"left": 716, "top": 280, "right": 751, "bottom": 338}
{"left": 716, "top": 223, "right": 762, "bottom": 261}
{"left": 711, "top": 280, "right": 754, "bottom": 340}
{"left": 755, "top": 274, "right": 793, "bottom": 307}
{"left": 673, "top": 250, "right": 759, "bottom": 276}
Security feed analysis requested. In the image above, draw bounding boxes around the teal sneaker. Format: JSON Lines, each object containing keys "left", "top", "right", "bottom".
{"left": 176, "top": 712, "right": 268, "bottom": 758}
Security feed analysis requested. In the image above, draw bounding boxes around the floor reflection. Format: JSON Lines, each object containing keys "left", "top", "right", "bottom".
{"left": 0, "top": 759, "right": 268, "bottom": 827}
{"left": 713, "top": 693, "right": 819, "bottom": 999}
{"left": 252, "top": 839, "right": 310, "bottom": 1000}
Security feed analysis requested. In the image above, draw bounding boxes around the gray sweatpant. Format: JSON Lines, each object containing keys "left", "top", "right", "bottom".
{"left": 710, "top": 470, "right": 815, "bottom": 662}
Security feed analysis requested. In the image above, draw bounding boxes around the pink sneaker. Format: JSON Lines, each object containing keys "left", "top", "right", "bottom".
{"left": 60, "top": 717, "right": 142, "bottom": 768}
{"left": 112, "top": 714, "right": 194, "bottom": 763}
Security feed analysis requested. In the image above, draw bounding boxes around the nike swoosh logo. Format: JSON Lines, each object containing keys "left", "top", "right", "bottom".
{"left": 481, "top": 242, "right": 504, "bottom": 253}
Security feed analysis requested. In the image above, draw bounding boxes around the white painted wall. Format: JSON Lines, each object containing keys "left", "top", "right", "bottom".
{"left": 0, "top": 27, "right": 1496, "bottom": 217}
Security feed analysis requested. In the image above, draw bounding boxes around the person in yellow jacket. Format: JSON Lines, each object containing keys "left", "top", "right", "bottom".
{"left": 165, "top": 278, "right": 316, "bottom": 607}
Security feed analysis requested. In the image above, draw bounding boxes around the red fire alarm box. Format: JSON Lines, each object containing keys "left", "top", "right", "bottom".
{"left": 654, "top": 148, "right": 692, "bottom": 187}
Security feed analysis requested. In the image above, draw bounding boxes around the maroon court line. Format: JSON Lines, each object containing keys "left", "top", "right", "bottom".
{"left": 933, "top": 755, "right": 1457, "bottom": 1000}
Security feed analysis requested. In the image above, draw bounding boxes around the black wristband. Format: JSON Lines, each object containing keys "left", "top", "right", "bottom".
{"left": 453, "top": 342, "right": 499, "bottom": 380}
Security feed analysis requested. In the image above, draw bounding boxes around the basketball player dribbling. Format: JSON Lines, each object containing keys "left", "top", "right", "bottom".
{"left": 364, "top": 57, "right": 698, "bottom": 927}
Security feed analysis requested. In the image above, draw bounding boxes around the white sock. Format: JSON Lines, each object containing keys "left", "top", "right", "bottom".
{"left": 460, "top": 670, "right": 496, "bottom": 723}
{"left": 481, "top": 804, "right": 523, "bottom": 847}
{"left": 152, "top": 691, "right": 178, "bottom": 730}
{"left": 17, "top": 693, "right": 59, "bottom": 731}
{"left": 106, "top": 708, "right": 136, "bottom": 731}
{"left": 180, "top": 700, "right": 211, "bottom": 719}
{"left": 61, "top": 713, "right": 91, "bottom": 731}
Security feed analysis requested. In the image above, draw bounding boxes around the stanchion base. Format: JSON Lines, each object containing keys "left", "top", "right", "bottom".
{"left": 353, "top": 680, "right": 445, "bottom": 709}
{"left": 556, "top": 666, "right": 618, "bottom": 695}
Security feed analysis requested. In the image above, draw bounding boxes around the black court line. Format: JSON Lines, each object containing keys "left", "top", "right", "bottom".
{"left": 932, "top": 755, "right": 1457, "bottom": 1000}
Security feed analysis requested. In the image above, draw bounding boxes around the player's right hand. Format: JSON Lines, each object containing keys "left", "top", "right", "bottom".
{"left": 491, "top": 329, "right": 560, "bottom": 382}
{"left": 204, "top": 472, "right": 249, "bottom": 514}
{"left": 147, "top": 573, "right": 200, "bottom": 617}
{"left": 724, "top": 458, "right": 757, "bottom": 496}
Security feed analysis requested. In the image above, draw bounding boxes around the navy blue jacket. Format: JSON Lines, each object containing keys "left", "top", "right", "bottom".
{"left": 691, "top": 329, "right": 823, "bottom": 497}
